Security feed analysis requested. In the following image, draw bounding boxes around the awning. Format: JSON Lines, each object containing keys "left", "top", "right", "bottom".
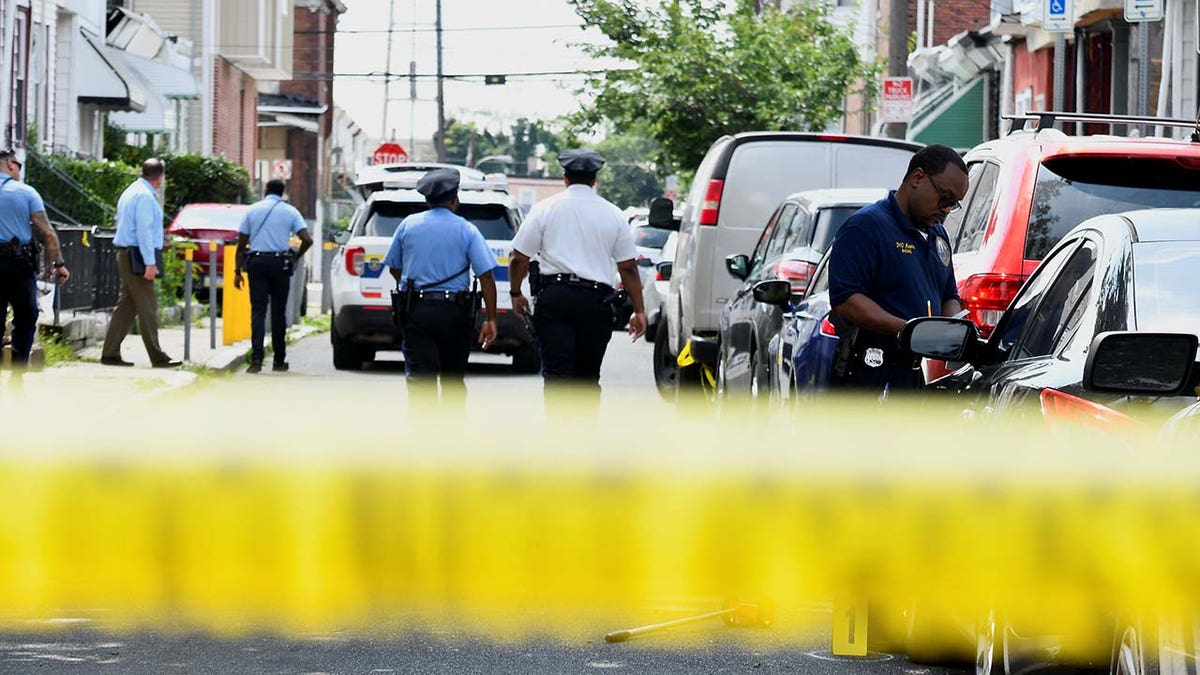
{"left": 116, "top": 52, "right": 199, "bottom": 100}
{"left": 77, "top": 30, "right": 147, "bottom": 112}
{"left": 908, "top": 76, "right": 987, "bottom": 149}
{"left": 257, "top": 93, "right": 326, "bottom": 133}
{"left": 109, "top": 94, "right": 168, "bottom": 134}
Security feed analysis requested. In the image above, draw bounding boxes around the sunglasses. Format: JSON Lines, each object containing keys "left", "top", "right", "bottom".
{"left": 927, "top": 175, "right": 962, "bottom": 213}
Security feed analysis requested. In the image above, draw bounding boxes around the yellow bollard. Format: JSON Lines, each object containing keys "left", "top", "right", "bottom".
{"left": 222, "top": 245, "right": 251, "bottom": 345}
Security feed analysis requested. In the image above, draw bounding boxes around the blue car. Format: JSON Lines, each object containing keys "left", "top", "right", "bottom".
{"left": 766, "top": 248, "right": 840, "bottom": 406}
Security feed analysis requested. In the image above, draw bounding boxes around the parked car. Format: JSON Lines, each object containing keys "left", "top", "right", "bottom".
{"left": 164, "top": 203, "right": 253, "bottom": 293}
{"left": 328, "top": 172, "right": 536, "bottom": 372}
{"left": 632, "top": 224, "right": 674, "bottom": 264}
{"left": 926, "top": 113, "right": 1200, "bottom": 381}
{"left": 654, "top": 132, "right": 922, "bottom": 398}
{"left": 899, "top": 208, "right": 1200, "bottom": 674}
{"left": 765, "top": 248, "right": 840, "bottom": 405}
{"left": 716, "top": 189, "right": 884, "bottom": 399}
{"left": 646, "top": 231, "right": 678, "bottom": 345}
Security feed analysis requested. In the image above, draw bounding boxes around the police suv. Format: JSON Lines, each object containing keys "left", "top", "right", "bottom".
{"left": 328, "top": 163, "right": 537, "bottom": 372}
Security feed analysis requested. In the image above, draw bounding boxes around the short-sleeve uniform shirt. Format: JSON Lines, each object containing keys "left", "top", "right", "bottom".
{"left": 238, "top": 195, "right": 308, "bottom": 252}
{"left": 510, "top": 184, "right": 637, "bottom": 286}
{"left": 382, "top": 207, "right": 498, "bottom": 292}
{"left": 828, "top": 192, "right": 959, "bottom": 326}
{"left": 0, "top": 177, "right": 45, "bottom": 245}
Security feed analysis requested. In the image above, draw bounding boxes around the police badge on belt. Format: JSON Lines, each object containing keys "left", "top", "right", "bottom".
{"left": 863, "top": 347, "right": 885, "bottom": 368}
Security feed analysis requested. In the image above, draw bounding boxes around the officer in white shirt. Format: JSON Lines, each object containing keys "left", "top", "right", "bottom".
{"left": 509, "top": 149, "right": 645, "bottom": 404}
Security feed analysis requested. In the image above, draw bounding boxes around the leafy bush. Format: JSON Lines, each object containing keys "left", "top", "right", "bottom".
{"left": 161, "top": 154, "right": 256, "bottom": 223}
{"left": 50, "top": 157, "right": 140, "bottom": 209}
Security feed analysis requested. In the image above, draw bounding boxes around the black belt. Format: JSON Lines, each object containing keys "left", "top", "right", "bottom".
{"left": 539, "top": 273, "right": 613, "bottom": 293}
{"left": 248, "top": 250, "right": 291, "bottom": 257}
{"left": 413, "top": 289, "right": 470, "bottom": 302}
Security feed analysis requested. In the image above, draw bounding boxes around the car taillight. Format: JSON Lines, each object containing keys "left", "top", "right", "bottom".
{"left": 958, "top": 273, "right": 1023, "bottom": 338}
{"left": 345, "top": 246, "right": 365, "bottom": 276}
{"left": 655, "top": 269, "right": 665, "bottom": 282}
{"left": 774, "top": 259, "right": 817, "bottom": 295}
{"left": 1040, "top": 388, "right": 1136, "bottom": 430}
{"left": 819, "top": 315, "right": 837, "bottom": 338}
{"left": 698, "top": 179, "right": 724, "bottom": 226}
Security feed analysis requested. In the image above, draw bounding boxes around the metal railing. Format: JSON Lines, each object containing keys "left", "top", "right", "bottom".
{"left": 53, "top": 226, "right": 121, "bottom": 312}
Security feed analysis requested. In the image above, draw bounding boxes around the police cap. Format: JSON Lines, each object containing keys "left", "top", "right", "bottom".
{"left": 416, "top": 168, "right": 460, "bottom": 202}
{"left": 558, "top": 149, "right": 605, "bottom": 174}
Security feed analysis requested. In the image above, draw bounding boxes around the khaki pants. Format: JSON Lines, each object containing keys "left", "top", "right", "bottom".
{"left": 101, "top": 248, "right": 170, "bottom": 365}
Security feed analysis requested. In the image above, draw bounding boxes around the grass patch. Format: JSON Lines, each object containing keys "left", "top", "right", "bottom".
{"left": 40, "top": 332, "right": 80, "bottom": 367}
{"left": 301, "top": 313, "right": 331, "bottom": 332}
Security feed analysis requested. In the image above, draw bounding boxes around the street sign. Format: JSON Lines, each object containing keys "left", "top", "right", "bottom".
{"left": 1124, "top": 0, "right": 1162, "bottom": 21}
{"left": 881, "top": 77, "right": 913, "bottom": 124}
{"left": 271, "top": 159, "right": 292, "bottom": 181}
{"left": 372, "top": 142, "right": 408, "bottom": 165}
{"left": 1043, "top": 0, "right": 1074, "bottom": 32}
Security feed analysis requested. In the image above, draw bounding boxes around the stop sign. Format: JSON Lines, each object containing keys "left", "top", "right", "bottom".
{"left": 372, "top": 142, "right": 408, "bottom": 165}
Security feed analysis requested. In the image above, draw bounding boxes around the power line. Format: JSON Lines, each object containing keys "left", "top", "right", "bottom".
{"left": 311, "top": 69, "right": 616, "bottom": 81}
{"left": 303, "top": 23, "right": 583, "bottom": 34}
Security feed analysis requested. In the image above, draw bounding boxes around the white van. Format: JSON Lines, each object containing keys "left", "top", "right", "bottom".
{"left": 655, "top": 132, "right": 922, "bottom": 394}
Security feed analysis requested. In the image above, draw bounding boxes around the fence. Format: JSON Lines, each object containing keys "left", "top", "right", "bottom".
{"left": 55, "top": 225, "right": 121, "bottom": 312}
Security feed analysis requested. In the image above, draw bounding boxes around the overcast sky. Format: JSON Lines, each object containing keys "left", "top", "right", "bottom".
{"left": 333, "top": 0, "right": 608, "bottom": 152}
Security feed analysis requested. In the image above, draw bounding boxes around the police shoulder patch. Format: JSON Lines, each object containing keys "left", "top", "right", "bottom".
{"left": 935, "top": 236, "right": 952, "bottom": 266}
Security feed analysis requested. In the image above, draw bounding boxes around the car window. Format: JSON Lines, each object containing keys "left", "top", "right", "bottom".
{"left": 776, "top": 206, "right": 812, "bottom": 257}
{"left": 1133, "top": 241, "right": 1200, "bottom": 337}
{"left": 363, "top": 202, "right": 515, "bottom": 240}
{"left": 172, "top": 207, "right": 248, "bottom": 231}
{"left": 955, "top": 163, "right": 1000, "bottom": 254}
{"left": 806, "top": 254, "right": 832, "bottom": 297}
{"left": 1012, "top": 241, "right": 1097, "bottom": 360}
{"left": 1026, "top": 157, "right": 1200, "bottom": 260}
{"left": 811, "top": 206, "right": 864, "bottom": 253}
{"left": 633, "top": 226, "right": 673, "bottom": 249}
{"left": 750, "top": 203, "right": 794, "bottom": 271}
{"left": 942, "top": 161, "right": 985, "bottom": 245}
{"left": 990, "top": 239, "right": 1081, "bottom": 354}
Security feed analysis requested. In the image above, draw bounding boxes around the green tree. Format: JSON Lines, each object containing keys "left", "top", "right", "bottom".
{"left": 438, "top": 118, "right": 510, "bottom": 167}
{"left": 568, "top": 0, "right": 882, "bottom": 171}
{"left": 595, "top": 130, "right": 663, "bottom": 208}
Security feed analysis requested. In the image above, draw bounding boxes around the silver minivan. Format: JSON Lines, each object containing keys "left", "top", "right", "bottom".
{"left": 654, "top": 132, "right": 923, "bottom": 396}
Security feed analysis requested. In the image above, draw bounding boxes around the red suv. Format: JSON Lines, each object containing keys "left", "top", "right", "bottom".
{"left": 928, "top": 113, "right": 1200, "bottom": 379}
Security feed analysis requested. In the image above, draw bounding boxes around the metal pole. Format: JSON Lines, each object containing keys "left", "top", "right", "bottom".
{"left": 183, "top": 247, "right": 193, "bottom": 361}
{"left": 886, "top": 0, "right": 909, "bottom": 139}
{"left": 209, "top": 240, "right": 217, "bottom": 349}
{"left": 1052, "top": 34, "right": 1066, "bottom": 129}
{"left": 1137, "top": 22, "right": 1150, "bottom": 136}
{"left": 381, "top": 0, "right": 396, "bottom": 139}
{"left": 434, "top": 0, "right": 447, "bottom": 161}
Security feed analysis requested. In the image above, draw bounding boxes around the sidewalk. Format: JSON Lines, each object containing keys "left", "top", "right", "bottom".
{"left": 77, "top": 318, "right": 251, "bottom": 372}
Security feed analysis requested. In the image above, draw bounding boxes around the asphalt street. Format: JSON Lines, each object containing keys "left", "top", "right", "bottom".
{"left": 0, "top": 331, "right": 970, "bottom": 674}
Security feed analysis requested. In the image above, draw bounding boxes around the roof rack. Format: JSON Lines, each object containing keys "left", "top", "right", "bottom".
{"left": 1004, "top": 111, "right": 1200, "bottom": 142}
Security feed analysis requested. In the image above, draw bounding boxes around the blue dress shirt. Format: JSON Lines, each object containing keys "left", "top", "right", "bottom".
{"left": 112, "top": 178, "right": 164, "bottom": 267}
{"left": 238, "top": 195, "right": 308, "bottom": 252}
{"left": 0, "top": 176, "right": 45, "bottom": 244}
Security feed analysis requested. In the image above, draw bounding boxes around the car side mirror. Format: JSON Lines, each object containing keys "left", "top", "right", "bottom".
{"left": 332, "top": 229, "right": 352, "bottom": 245}
{"left": 752, "top": 279, "right": 792, "bottom": 307}
{"left": 1083, "top": 331, "right": 1199, "bottom": 395}
{"left": 725, "top": 254, "right": 750, "bottom": 281}
{"left": 656, "top": 261, "right": 673, "bottom": 281}
{"left": 636, "top": 256, "right": 653, "bottom": 268}
{"left": 648, "top": 197, "right": 678, "bottom": 230}
{"left": 899, "top": 317, "right": 979, "bottom": 361}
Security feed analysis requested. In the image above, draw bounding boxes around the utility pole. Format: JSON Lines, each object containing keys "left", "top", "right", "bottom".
{"left": 434, "top": 0, "right": 448, "bottom": 162}
{"left": 886, "top": 0, "right": 909, "bottom": 138}
{"left": 381, "top": 0, "right": 396, "bottom": 139}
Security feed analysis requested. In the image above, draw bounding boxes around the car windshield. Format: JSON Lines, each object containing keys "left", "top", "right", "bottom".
{"left": 633, "top": 226, "right": 673, "bottom": 249}
{"left": 363, "top": 202, "right": 515, "bottom": 240}
{"left": 1133, "top": 241, "right": 1200, "bottom": 337}
{"left": 172, "top": 207, "right": 248, "bottom": 231}
{"left": 811, "top": 206, "right": 863, "bottom": 252}
{"left": 1026, "top": 157, "right": 1200, "bottom": 260}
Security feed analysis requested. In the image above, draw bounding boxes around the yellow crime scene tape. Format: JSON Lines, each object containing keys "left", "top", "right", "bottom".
{"left": 0, "top": 387, "right": 1197, "bottom": 655}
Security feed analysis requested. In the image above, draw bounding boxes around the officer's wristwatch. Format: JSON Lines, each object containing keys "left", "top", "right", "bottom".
{"left": 509, "top": 289, "right": 523, "bottom": 297}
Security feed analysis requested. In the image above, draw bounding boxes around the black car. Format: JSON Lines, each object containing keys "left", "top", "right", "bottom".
{"left": 900, "top": 208, "right": 1200, "bottom": 674}
{"left": 713, "top": 188, "right": 884, "bottom": 400}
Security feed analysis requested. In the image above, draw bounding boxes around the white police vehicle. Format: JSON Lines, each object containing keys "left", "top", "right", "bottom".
{"left": 328, "top": 164, "right": 537, "bottom": 372}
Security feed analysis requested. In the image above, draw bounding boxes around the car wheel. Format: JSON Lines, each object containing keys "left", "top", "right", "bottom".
{"left": 749, "top": 348, "right": 761, "bottom": 400}
{"left": 1112, "top": 620, "right": 1159, "bottom": 675}
{"left": 331, "top": 324, "right": 363, "bottom": 371}
{"left": 653, "top": 321, "right": 679, "bottom": 400}
{"left": 511, "top": 343, "right": 541, "bottom": 374}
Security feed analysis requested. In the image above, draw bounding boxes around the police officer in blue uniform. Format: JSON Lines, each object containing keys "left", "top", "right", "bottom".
{"left": 0, "top": 149, "right": 69, "bottom": 370}
{"left": 383, "top": 169, "right": 499, "bottom": 408}
{"left": 508, "top": 149, "right": 645, "bottom": 407}
{"left": 233, "top": 179, "right": 313, "bottom": 373}
{"left": 827, "top": 144, "right": 968, "bottom": 394}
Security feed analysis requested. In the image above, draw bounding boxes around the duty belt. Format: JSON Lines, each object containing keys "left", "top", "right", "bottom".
{"left": 539, "top": 273, "right": 613, "bottom": 294}
{"left": 248, "top": 250, "right": 290, "bottom": 258}
{"left": 413, "top": 289, "right": 470, "bottom": 302}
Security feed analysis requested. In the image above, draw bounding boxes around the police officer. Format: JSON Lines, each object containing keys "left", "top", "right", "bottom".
{"left": 383, "top": 168, "right": 499, "bottom": 408}
{"left": 827, "top": 144, "right": 968, "bottom": 394}
{"left": 508, "top": 149, "right": 646, "bottom": 405}
{"left": 0, "top": 149, "right": 69, "bottom": 369}
{"left": 233, "top": 179, "right": 313, "bottom": 373}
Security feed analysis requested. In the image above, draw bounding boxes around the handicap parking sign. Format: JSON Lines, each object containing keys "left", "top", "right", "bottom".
{"left": 1043, "top": 0, "right": 1074, "bottom": 31}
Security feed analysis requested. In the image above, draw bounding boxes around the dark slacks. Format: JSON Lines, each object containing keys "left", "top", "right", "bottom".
{"left": 402, "top": 299, "right": 474, "bottom": 408}
{"left": 247, "top": 254, "right": 291, "bottom": 365}
{"left": 102, "top": 248, "right": 170, "bottom": 365}
{"left": 532, "top": 284, "right": 613, "bottom": 399}
{"left": 0, "top": 258, "right": 38, "bottom": 367}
